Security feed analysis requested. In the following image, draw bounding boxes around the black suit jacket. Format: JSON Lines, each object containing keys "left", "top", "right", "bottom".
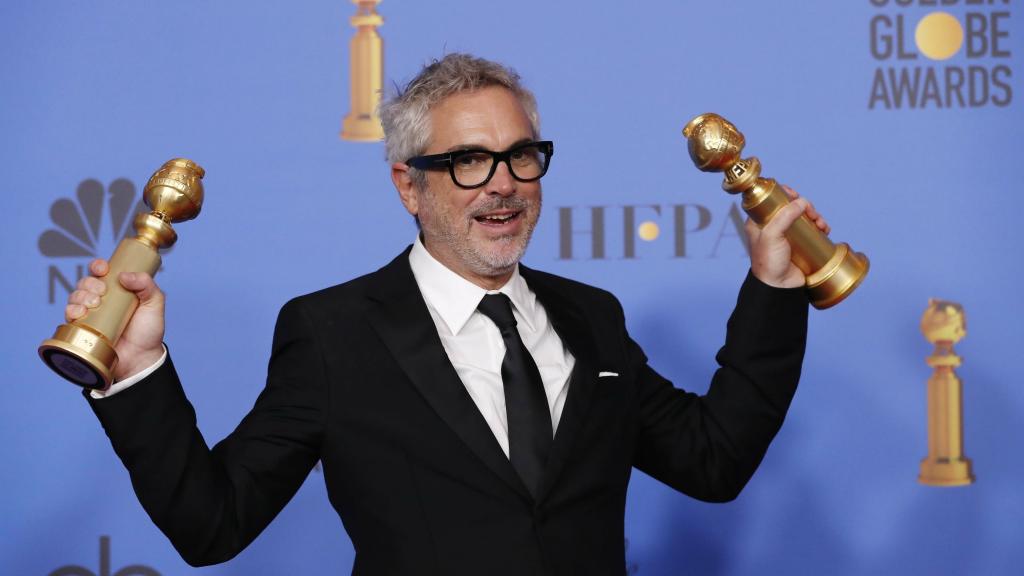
{"left": 87, "top": 248, "right": 808, "bottom": 576}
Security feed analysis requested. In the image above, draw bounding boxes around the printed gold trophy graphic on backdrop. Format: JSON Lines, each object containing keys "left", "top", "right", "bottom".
{"left": 919, "top": 299, "right": 974, "bottom": 486}
{"left": 340, "top": 0, "right": 384, "bottom": 141}
{"left": 682, "top": 113, "right": 869, "bottom": 309}
{"left": 38, "top": 159, "right": 205, "bottom": 389}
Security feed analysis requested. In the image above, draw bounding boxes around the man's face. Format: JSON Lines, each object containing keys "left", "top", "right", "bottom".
{"left": 405, "top": 86, "right": 542, "bottom": 285}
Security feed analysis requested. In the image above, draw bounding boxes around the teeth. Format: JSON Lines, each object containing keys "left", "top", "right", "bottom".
{"left": 481, "top": 213, "right": 514, "bottom": 222}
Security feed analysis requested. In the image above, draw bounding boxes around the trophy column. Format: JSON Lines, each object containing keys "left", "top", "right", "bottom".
{"left": 38, "top": 159, "right": 205, "bottom": 389}
{"left": 919, "top": 299, "right": 974, "bottom": 486}
{"left": 341, "top": 0, "right": 385, "bottom": 141}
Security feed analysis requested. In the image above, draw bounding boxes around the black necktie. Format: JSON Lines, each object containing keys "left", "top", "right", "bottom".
{"left": 477, "top": 293, "right": 552, "bottom": 498}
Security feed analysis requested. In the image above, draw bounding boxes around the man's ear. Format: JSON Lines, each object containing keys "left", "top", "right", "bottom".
{"left": 391, "top": 162, "right": 419, "bottom": 216}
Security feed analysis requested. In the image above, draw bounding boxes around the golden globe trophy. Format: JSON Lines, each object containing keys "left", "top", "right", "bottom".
{"left": 682, "top": 113, "right": 869, "bottom": 309}
{"left": 38, "top": 158, "right": 205, "bottom": 389}
{"left": 340, "top": 0, "right": 384, "bottom": 141}
{"left": 919, "top": 299, "right": 974, "bottom": 486}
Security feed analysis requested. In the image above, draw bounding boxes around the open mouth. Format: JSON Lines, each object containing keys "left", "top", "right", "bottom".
{"left": 474, "top": 210, "right": 522, "bottom": 226}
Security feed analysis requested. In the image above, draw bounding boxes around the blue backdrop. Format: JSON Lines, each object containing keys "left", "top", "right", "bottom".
{"left": 2, "top": 1, "right": 1021, "bottom": 574}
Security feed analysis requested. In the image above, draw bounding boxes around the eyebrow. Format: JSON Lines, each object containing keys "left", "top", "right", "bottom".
{"left": 443, "top": 138, "right": 535, "bottom": 153}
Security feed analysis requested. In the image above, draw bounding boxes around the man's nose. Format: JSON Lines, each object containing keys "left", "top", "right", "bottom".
{"left": 486, "top": 160, "right": 517, "bottom": 196}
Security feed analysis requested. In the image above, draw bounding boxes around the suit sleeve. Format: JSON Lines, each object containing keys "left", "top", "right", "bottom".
{"left": 85, "top": 298, "right": 327, "bottom": 566}
{"left": 630, "top": 270, "right": 808, "bottom": 502}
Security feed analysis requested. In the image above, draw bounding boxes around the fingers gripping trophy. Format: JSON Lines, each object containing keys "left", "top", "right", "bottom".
{"left": 38, "top": 158, "right": 205, "bottom": 389}
{"left": 683, "top": 114, "right": 868, "bottom": 309}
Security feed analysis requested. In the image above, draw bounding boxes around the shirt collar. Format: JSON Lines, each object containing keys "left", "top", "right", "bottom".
{"left": 408, "top": 235, "right": 537, "bottom": 335}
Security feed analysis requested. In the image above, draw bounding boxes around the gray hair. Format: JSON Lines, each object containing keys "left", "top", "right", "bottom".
{"left": 379, "top": 53, "right": 542, "bottom": 180}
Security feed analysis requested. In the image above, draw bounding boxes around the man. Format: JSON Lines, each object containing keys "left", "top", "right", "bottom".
{"left": 67, "top": 54, "right": 827, "bottom": 575}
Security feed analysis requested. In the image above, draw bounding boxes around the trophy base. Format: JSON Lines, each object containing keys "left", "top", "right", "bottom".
{"left": 341, "top": 114, "right": 384, "bottom": 142}
{"left": 805, "top": 242, "right": 870, "bottom": 310}
{"left": 919, "top": 457, "right": 974, "bottom": 487}
{"left": 38, "top": 323, "right": 117, "bottom": 389}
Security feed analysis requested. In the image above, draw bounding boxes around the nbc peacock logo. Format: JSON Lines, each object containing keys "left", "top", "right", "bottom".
{"left": 48, "top": 535, "right": 160, "bottom": 576}
{"left": 38, "top": 178, "right": 157, "bottom": 303}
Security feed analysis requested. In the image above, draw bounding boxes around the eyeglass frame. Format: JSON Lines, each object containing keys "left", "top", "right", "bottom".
{"left": 405, "top": 140, "right": 554, "bottom": 190}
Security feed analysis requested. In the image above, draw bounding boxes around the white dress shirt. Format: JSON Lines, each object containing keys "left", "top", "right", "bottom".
{"left": 408, "top": 236, "right": 576, "bottom": 457}
{"left": 93, "top": 238, "right": 577, "bottom": 460}
{"left": 89, "top": 346, "right": 166, "bottom": 399}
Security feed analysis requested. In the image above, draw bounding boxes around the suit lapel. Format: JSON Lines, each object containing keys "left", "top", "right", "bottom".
{"left": 364, "top": 249, "right": 532, "bottom": 502}
{"left": 519, "top": 265, "right": 602, "bottom": 504}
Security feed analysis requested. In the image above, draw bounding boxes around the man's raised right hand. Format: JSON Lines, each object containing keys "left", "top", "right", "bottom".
{"left": 65, "top": 258, "right": 167, "bottom": 382}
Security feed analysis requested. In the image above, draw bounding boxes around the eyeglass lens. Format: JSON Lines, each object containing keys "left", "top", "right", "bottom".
{"left": 453, "top": 144, "right": 547, "bottom": 187}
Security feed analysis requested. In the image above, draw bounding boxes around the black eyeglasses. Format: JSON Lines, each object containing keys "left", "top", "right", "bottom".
{"left": 406, "top": 140, "right": 554, "bottom": 189}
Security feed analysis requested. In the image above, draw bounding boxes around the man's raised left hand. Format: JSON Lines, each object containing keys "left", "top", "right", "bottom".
{"left": 747, "top": 185, "right": 830, "bottom": 289}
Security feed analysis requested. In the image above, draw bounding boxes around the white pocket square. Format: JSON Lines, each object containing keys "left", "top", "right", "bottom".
{"left": 598, "top": 371, "right": 619, "bottom": 378}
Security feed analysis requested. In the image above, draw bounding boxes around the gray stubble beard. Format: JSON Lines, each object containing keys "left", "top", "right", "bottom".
{"left": 420, "top": 184, "right": 542, "bottom": 279}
